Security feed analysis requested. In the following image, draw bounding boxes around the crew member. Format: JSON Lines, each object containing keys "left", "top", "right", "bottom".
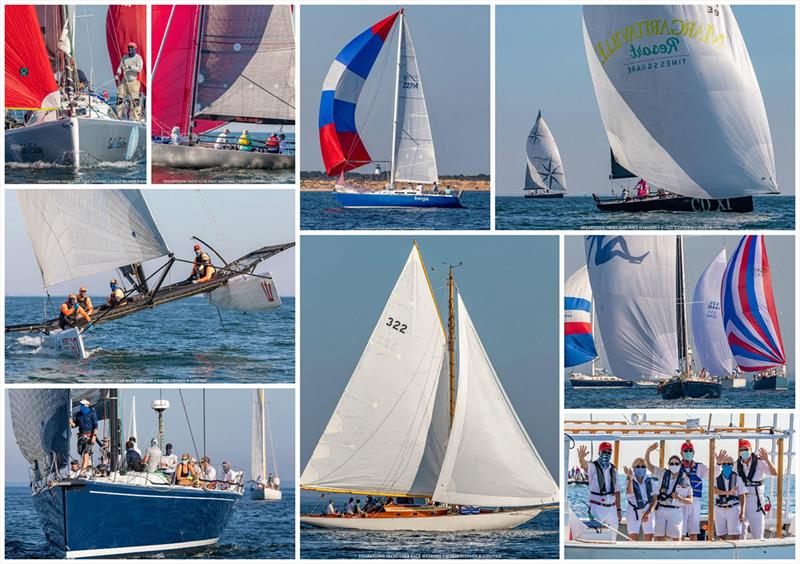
{"left": 713, "top": 454, "right": 746, "bottom": 540}
{"left": 266, "top": 132, "right": 280, "bottom": 153}
{"left": 577, "top": 442, "right": 621, "bottom": 536}
{"left": 732, "top": 440, "right": 777, "bottom": 539}
{"left": 646, "top": 445, "right": 692, "bottom": 541}
{"left": 114, "top": 42, "right": 144, "bottom": 120}
{"left": 189, "top": 244, "right": 216, "bottom": 284}
{"left": 76, "top": 287, "right": 94, "bottom": 315}
{"left": 624, "top": 457, "right": 656, "bottom": 541}
{"left": 214, "top": 128, "right": 231, "bottom": 150}
{"left": 239, "top": 129, "right": 253, "bottom": 152}
{"left": 107, "top": 279, "right": 126, "bottom": 307}
{"left": 175, "top": 453, "right": 196, "bottom": 486}
{"left": 679, "top": 441, "right": 708, "bottom": 540}
{"left": 69, "top": 398, "right": 98, "bottom": 475}
{"left": 59, "top": 294, "right": 91, "bottom": 330}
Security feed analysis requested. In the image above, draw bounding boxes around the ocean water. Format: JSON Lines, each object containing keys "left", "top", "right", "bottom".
{"left": 299, "top": 499, "right": 558, "bottom": 559}
{"left": 4, "top": 485, "right": 295, "bottom": 559}
{"left": 5, "top": 161, "right": 145, "bottom": 184}
{"left": 300, "top": 191, "right": 490, "bottom": 230}
{"left": 4, "top": 296, "right": 294, "bottom": 384}
{"left": 496, "top": 196, "right": 795, "bottom": 230}
{"left": 565, "top": 378, "right": 795, "bottom": 409}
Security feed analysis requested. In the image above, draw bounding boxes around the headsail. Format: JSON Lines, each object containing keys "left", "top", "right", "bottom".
{"left": 17, "top": 190, "right": 170, "bottom": 288}
{"left": 722, "top": 236, "right": 785, "bottom": 372}
{"left": 319, "top": 11, "right": 401, "bottom": 176}
{"left": 252, "top": 389, "right": 267, "bottom": 482}
{"left": 8, "top": 389, "right": 71, "bottom": 480}
{"left": 300, "top": 244, "right": 449, "bottom": 496}
{"left": 106, "top": 5, "right": 147, "bottom": 93}
{"left": 585, "top": 236, "right": 678, "bottom": 381}
{"left": 583, "top": 5, "right": 777, "bottom": 198}
{"left": 4, "top": 5, "right": 60, "bottom": 111}
{"left": 433, "top": 295, "right": 558, "bottom": 507}
{"left": 524, "top": 112, "right": 567, "bottom": 193}
{"left": 194, "top": 5, "right": 295, "bottom": 125}
{"left": 691, "top": 249, "right": 735, "bottom": 377}
{"left": 392, "top": 18, "right": 438, "bottom": 185}
{"left": 564, "top": 266, "right": 597, "bottom": 368}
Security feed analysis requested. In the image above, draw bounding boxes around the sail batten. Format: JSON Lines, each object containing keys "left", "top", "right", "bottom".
{"left": 524, "top": 112, "right": 566, "bottom": 193}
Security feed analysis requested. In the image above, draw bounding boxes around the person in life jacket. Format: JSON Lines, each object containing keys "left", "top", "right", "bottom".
{"left": 107, "top": 279, "right": 126, "bottom": 307}
{"left": 623, "top": 457, "right": 656, "bottom": 540}
{"left": 577, "top": 442, "right": 621, "bottom": 536}
{"left": 636, "top": 178, "right": 649, "bottom": 198}
{"left": 677, "top": 440, "right": 709, "bottom": 540}
{"left": 719, "top": 439, "right": 777, "bottom": 539}
{"left": 239, "top": 129, "right": 253, "bottom": 152}
{"left": 189, "top": 244, "right": 216, "bottom": 284}
{"left": 76, "top": 287, "right": 94, "bottom": 315}
{"left": 114, "top": 42, "right": 144, "bottom": 120}
{"left": 69, "top": 398, "right": 98, "bottom": 475}
{"left": 646, "top": 444, "right": 693, "bottom": 541}
{"left": 175, "top": 453, "right": 197, "bottom": 486}
{"left": 266, "top": 132, "right": 280, "bottom": 153}
{"left": 713, "top": 453, "right": 747, "bottom": 540}
{"left": 59, "top": 294, "right": 91, "bottom": 330}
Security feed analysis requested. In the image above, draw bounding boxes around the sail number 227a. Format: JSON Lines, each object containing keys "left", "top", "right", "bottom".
{"left": 386, "top": 317, "right": 408, "bottom": 334}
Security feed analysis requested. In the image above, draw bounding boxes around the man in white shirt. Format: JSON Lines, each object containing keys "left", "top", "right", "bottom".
{"left": 68, "top": 459, "right": 81, "bottom": 479}
{"left": 143, "top": 438, "right": 162, "bottom": 473}
{"left": 200, "top": 456, "right": 217, "bottom": 488}
{"left": 218, "top": 461, "right": 235, "bottom": 490}
{"left": 159, "top": 443, "right": 178, "bottom": 481}
{"left": 578, "top": 442, "right": 621, "bottom": 535}
{"left": 678, "top": 441, "right": 709, "bottom": 540}
{"left": 214, "top": 129, "right": 232, "bottom": 150}
{"left": 713, "top": 454, "right": 747, "bottom": 540}
{"left": 728, "top": 439, "right": 777, "bottom": 539}
{"left": 114, "top": 42, "right": 144, "bottom": 120}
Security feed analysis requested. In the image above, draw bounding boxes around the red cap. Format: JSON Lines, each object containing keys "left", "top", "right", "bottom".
{"left": 598, "top": 442, "right": 613, "bottom": 453}
{"left": 681, "top": 441, "right": 694, "bottom": 453}
{"left": 738, "top": 439, "right": 751, "bottom": 450}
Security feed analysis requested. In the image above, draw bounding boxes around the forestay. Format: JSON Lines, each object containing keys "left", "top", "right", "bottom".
{"left": 433, "top": 295, "right": 558, "bottom": 507}
{"left": 582, "top": 5, "right": 777, "bottom": 199}
{"left": 564, "top": 266, "right": 597, "bottom": 368}
{"left": 17, "top": 190, "right": 169, "bottom": 288}
{"left": 300, "top": 245, "right": 449, "bottom": 496}
{"left": 691, "top": 249, "right": 735, "bottom": 377}
{"left": 524, "top": 112, "right": 567, "bottom": 193}
{"left": 392, "top": 19, "right": 438, "bottom": 185}
{"left": 585, "top": 236, "right": 678, "bottom": 382}
{"left": 9, "top": 389, "right": 71, "bottom": 479}
{"left": 252, "top": 389, "right": 267, "bottom": 482}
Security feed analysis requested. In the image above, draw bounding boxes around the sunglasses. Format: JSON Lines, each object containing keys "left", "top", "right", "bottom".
{"left": 634, "top": 465, "right": 646, "bottom": 469}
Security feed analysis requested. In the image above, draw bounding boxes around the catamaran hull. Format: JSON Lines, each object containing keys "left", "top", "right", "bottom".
{"left": 6, "top": 117, "right": 145, "bottom": 166}
{"left": 301, "top": 509, "right": 540, "bottom": 531}
{"left": 250, "top": 487, "right": 282, "bottom": 501}
{"left": 31, "top": 479, "right": 240, "bottom": 558}
{"left": 592, "top": 194, "right": 753, "bottom": 213}
{"left": 565, "top": 539, "right": 795, "bottom": 559}
{"left": 659, "top": 379, "right": 722, "bottom": 400}
{"left": 42, "top": 328, "right": 88, "bottom": 360}
{"left": 334, "top": 192, "right": 464, "bottom": 209}
{"left": 152, "top": 142, "right": 295, "bottom": 170}
{"left": 752, "top": 375, "right": 789, "bottom": 390}
{"left": 524, "top": 192, "right": 564, "bottom": 199}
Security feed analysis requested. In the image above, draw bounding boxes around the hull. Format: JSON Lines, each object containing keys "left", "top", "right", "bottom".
{"left": 301, "top": 508, "right": 539, "bottom": 531}
{"left": 42, "top": 328, "right": 88, "bottom": 360}
{"left": 592, "top": 194, "right": 753, "bottom": 213}
{"left": 565, "top": 538, "right": 795, "bottom": 559}
{"left": 524, "top": 192, "right": 564, "bottom": 199}
{"left": 753, "top": 375, "right": 789, "bottom": 390}
{"left": 570, "top": 378, "right": 633, "bottom": 389}
{"left": 334, "top": 191, "right": 464, "bottom": 209}
{"left": 152, "top": 142, "right": 295, "bottom": 170}
{"left": 250, "top": 487, "right": 282, "bottom": 501}
{"left": 659, "top": 378, "right": 722, "bottom": 400}
{"left": 6, "top": 117, "right": 145, "bottom": 166}
{"left": 32, "top": 479, "right": 241, "bottom": 558}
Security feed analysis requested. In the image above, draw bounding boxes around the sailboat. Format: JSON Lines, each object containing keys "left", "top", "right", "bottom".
{"left": 585, "top": 236, "right": 721, "bottom": 399}
{"left": 151, "top": 5, "right": 295, "bottom": 170}
{"left": 251, "top": 389, "right": 281, "bottom": 501}
{"left": 5, "top": 5, "right": 146, "bottom": 168}
{"left": 5, "top": 189, "right": 292, "bottom": 359}
{"left": 564, "top": 266, "right": 631, "bottom": 388}
{"left": 8, "top": 388, "right": 243, "bottom": 558}
{"left": 582, "top": 5, "right": 778, "bottom": 213}
{"left": 523, "top": 111, "right": 566, "bottom": 199}
{"left": 320, "top": 10, "right": 463, "bottom": 208}
{"left": 300, "top": 243, "right": 558, "bottom": 531}
{"left": 722, "top": 236, "right": 788, "bottom": 390}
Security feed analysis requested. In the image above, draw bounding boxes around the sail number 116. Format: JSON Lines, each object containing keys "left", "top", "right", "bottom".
{"left": 386, "top": 317, "right": 408, "bottom": 334}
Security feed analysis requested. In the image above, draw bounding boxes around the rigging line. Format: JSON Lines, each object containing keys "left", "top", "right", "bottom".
{"left": 238, "top": 74, "right": 295, "bottom": 109}
{"left": 195, "top": 193, "right": 233, "bottom": 263}
{"left": 178, "top": 390, "right": 201, "bottom": 462}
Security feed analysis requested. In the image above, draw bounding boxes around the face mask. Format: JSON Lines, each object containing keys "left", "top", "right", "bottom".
{"left": 683, "top": 452, "right": 694, "bottom": 461}
{"left": 669, "top": 463, "right": 681, "bottom": 473}
{"left": 110, "top": 283, "right": 117, "bottom": 290}
{"left": 634, "top": 467, "right": 647, "bottom": 479}
{"left": 128, "top": 48, "right": 135, "bottom": 56}
{"left": 722, "top": 464, "right": 733, "bottom": 479}
{"left": 740, "top": 450, "right": 751, "bottom": 460}
{"left": 598, "top": 452, "right": 611, "bottom": 468}
{"left": 80, "top": 405, "right": 90, "bottom": 414}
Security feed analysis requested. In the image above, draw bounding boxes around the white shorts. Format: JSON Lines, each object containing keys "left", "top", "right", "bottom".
{"left": 714, "top": 505, "right": 742, "bottom": 537}
{"left": 654, "top": 505, "right": 683, "bottom": 539}
{"left": 591, "top": 503, "right": 619, "bottom": 532}
{"left": 743, "top": 496, "right": 765, "bottom": 539}
{"left": 626, "top": 504, "right": 655, "bottom": 535}
{"left": 682, "top": 497, "right": 702, "bottom": 535}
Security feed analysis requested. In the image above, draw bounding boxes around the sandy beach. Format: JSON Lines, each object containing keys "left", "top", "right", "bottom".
{"left": 300, "top": 177, "right": 490, "bottom": 192}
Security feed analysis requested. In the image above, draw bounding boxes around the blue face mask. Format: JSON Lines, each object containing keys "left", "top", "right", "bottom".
{"left": 722, "top": 464, "right": 733, "bottom": 479}
{"left": 80, "top": 405, "right": 90, "bottom": 414}
{"left": 598, "top": 452, "right": 611, "bottom": 468}
{"left": 683, "top": 452, "right": 694, "bottom": 461}
{"left": 634, "top": 467, "right": 647, "bottom": 480}
{"left": 740, "top": 450, "right": 751, "bottom": 460}
{"left": 110, "top": 283, "right": 117, "bottom": 290}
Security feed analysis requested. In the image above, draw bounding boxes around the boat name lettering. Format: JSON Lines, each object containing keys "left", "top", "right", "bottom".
{"left": 107, "top": 137, "right": 128, "bottom": 150}
{"left": 401, "top": 73, "right": 420, "bottom": 89}
{"left": 629, "top": 37, "right": 680, "bottom": 60}
{"left": 691, "top": 198, "right": 731, "bottom": 211}
{"left": 20, "top": 142, "right": 43, "bottom": 155}
{"left": 625, "top": 56, "right": 687, "bottom": 74}
{"left": 386, "top": 317, "right": 408, "bottom": 334}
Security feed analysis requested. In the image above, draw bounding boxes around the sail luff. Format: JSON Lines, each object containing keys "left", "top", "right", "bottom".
{"left": 389, "top": 11, "right": 404, "bottom": 186}
{"left": 151, "top": 6, "right": 176, "bottom": 79}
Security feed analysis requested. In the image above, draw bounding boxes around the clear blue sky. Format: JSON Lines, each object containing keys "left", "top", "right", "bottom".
{"left": 496, "top": 5, "right": 795, "bottom": 195}
{"left": 565, "top": 235, "right": 795, "bottom": 374}
{"left": 5, "top": 388, "right": 295, "bottom": 486}
{"left": 300, "top": 4, "right": 490, "bottom": 176}
{"left": 300, "top": 235, "right": 560, "bottom": 476}
{"left": 75, "top": 6, "right": 120, "bottom": 95}
{"left": 4, "top": 189, "right": 295, "bottom": 297}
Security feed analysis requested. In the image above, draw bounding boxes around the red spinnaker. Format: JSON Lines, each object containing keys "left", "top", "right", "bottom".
{"left": 5, "top": 5, "right": 59, "bottom": 110}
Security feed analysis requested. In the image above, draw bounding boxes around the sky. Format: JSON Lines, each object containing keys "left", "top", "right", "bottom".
{"left": 4, "top": 189, "right": 295, "bottom": 297}
{"left": 300, "top": 235, "right": 560, "bottom": 477}
{"left": 566, "top": 411, "right": 795, "bottom": 474}
{"left": 496, "top": 5, "right": 795, "bottom": 195}
{"left": 5, "top": 388, "right": 295, "bottom": 486}
{"left": 75, "top": 6, "right": 119, "bottom": 95}
{"left": 565, "top": 235, "right": 795, "bottom": 373}
{"left": 300, "top": 5, "right": 490, "bottom": 176}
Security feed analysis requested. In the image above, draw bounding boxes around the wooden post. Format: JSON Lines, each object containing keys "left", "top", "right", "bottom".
{"left": 613, "top": 440, "right": 620, "bottom": 468}
{"left": 448, "top": 268, "right": 455, "bottom": 427}
{"left": 777, "top": 438, "right": 784, "bottom": 538}
{"left": 738, "top": 413, "right": 745, "bottom": 428}
{"left": 708, "top": 438, "right": 716, "bottom": 541}
{"left": 659, "top": 440, "right": 665, "bottom": 467}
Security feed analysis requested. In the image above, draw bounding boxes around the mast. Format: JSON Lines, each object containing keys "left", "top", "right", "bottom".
{"left": 109, "top": 388, "right": 120, "bottom": 473}
{"left": 261, "top": 389, "right": 267, "bottom": 478}
{"left": 188, "top": 5, "right": 206, "bottom": 139}
{"left": 448, "top": 266, "right": 456, "bottom": 427}
{"left": 676, "top": 235, "right": 690, "bottom": 375}
{"left": 388, "top": 9, "right": 404, "bottom": 187}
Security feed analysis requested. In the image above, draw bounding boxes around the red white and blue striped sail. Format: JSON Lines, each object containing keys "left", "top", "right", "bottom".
{"left": 319, "top": 11, "right": 400, "bottom": 176}
{"left": 721, "top": 236, "right": 785, "bottom": 372}
{"left": 564, "top": 266, "right": 597, "bottom": 368}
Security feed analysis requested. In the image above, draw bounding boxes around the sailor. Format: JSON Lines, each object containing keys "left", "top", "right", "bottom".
{"left": 125, "top": 440, "right": 145, "bottom": 472}
{"left": 345, "top": 497, "right": 355, "bottom": 515}
{"left": 214, "top": 128, "right": 231, "bottom": 150}
{"left": 59, "top": 294, "right": 91, "bottom": 330}
{"left": 326, "top": 499, "right": 338, "bottom": 515}
{"left": 69, "top": 399, "right": 98, "bottom": 476}
{"left": 200, "top": 456, "right": 217, "bottom": 487}
{"left": 636, "top": 178, "right": 649, "bottom": 198}
{"left": 100, "top": 436, "right": 112, "bottom": 468}
{"left": 266, "top": 132, "right": 280, "bottom": 153}
{"left": 170, "top": 126, "right": 181, "bottom": 145}
{"left": 128, "top": 436, "right": 141, "bottom": 456}
{"left": 68, "top": 459, "right": 81, "bottom": 479}
{"left": 278, "top": 133, "right": 289, "bottom": 154}
{"left": 354, "top": 499, "right": 364, "bottom": 515}
{"left": 114, "top": 42, "right": 144, "bottom": 120}
{"left": 159, "top": 443, "right": 178, "bottom": 480}
{"left": 678, "top": 441, "right": 708, "bottom": 540}
{"left": 191, "top": 246, "right": 216, "bottom": 284}
{"left": 647, "top": 448, "right": 692, "bottom": 541}
{"left": 175, "top": 453, "right": 196, "bottom": 486}
{"left": 143, "top": 438, "right": 162, "bottom": 473}
{"left": 730, "top": 440, "right": 777, "bottom": 539}
{"left": 713, "top": 454, "right": 747, "bottom": 540}
{"left": 577, "top": 442, "right": 621, "bottom": 535}
{"left": 623, "top": 457, "right": 656, "bottom": 541}
{"left": 239, "top": 129, "right": 253, "bottom": 152}
{"left": 76, "top": 287, "right": 94, "bottom": 315}
{"left": 107, "top": 279, "right": 126, "bottom": 307}
{"left": 218, "top": 461, "right": 235, "bottom": 490}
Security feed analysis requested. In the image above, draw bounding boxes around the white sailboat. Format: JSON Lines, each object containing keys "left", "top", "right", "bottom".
{"left": 300, "top": 244, "right": 557, "bottom": 531}
{"left": 251, "top": 389, "right": 281, "bottom": 501}
{"left": 523, "top": 111, "right": 567, "bottom": 199}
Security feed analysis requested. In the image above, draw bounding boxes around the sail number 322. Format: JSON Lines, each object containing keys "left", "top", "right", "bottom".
{"left": 386, "top": 317, "right": 408, "bottom": 334}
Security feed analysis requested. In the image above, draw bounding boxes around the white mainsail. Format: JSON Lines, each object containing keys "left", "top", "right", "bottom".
{"left": 582, "top": 5, "right": 777, "bottom": 199}
{"left": 433, "top": 295, "right": 558, "bottom": 507}
{"left": 252, "top": 389, "right": 267, "bottom": 482}
{"left": 9, "top": 389, "right": 71, "bottom": 478}
{"left": 691, "top": 249, "right": 735, "bottom": 377}
{"left": 16, "top": 190, "right": 169, "bottom": 288}
{"left": 585, "top": 236, "right": 678, "bottom": 382}
{"left": 524, "top": 112, "right": 567, "bottom": 193}
{"left": 300, "top": 245, "right": 449, "bottom": 496}
{"left": 126, "top": 396, "right": 138, "bottom": 448}
{"left": 392, "top": 17, "right": 438, "bottom": 185}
